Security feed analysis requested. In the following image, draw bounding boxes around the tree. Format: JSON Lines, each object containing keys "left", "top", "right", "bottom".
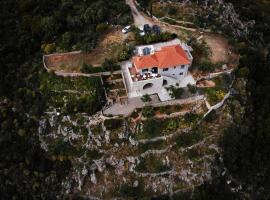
{"left": 102, "top": 59, "right": 120, "bottom": 72}
{"left": 142, "top": 106, "right": 155, "bottom": 118}
{"left": 187, "top": 84, "right": 197, "bottom": 94}
{"left": 141, "top": 94, "right": 152, "bottom": 102}
{"left": 96, "top": 23, "right": 109, "bottom": 33}
{"left": 41, "top": 43, "right": 56, "bottom": 54}
{"left": 166, "top": 86, "right": 185, "bottom": 99}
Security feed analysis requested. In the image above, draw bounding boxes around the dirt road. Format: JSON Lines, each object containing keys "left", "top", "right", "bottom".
{"left": 126, "top": 0, "right": 153, "bottom": 26}
{"left": 126, "top": 0, "right": 233, "bottom": 64}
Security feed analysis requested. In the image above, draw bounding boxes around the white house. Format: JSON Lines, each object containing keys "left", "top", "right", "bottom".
{"left": 123, "top": 39, "right": 195, "bottom": 101}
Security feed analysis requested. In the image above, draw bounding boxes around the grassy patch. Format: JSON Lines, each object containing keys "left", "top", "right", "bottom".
{"left": 41, "top": 73, "right": 106, "bottom": 114}
{"left": 135, "top": 118, "right": 181, "bottom": 140}
{"left": 184, "top": 148, "right": 200, "bottom": 160}
{"left": 48, "top": 138, "right": 85, "bottom": 158}
{"left": 184, "top": 112, "right": 201, "bottom": 124}
{"left": 199, "top": 74, "right": 232, "bottom": 105}
{"left": 142, "top": 106, "right": 155, "bottom": 118}
{"left": 118, "top": 180, "right": 150, "bottom": 198}
{"left": 201, "top": 87, "right": 226, "bottom": 106}
{"left": 137, "top": 140, "right": 166, "bottom": 154}
{"left": 135, "top": 155, "right": 171, "bottom": 173}
{"left": 175, "top": 128, "right": 204, "bottom": 148}
{"left": 212, "top": 74, "right": 232, "bottom": 92}
{"left": 85, "top": 150, "right": 103, "bottom": 161}
{"left": 104, "top": 118, "right": 123, "bottom": 131}
{"left": 91, "top": 123, "right": 103, "bottom": 135}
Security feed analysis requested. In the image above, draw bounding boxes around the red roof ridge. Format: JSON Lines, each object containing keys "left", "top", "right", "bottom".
{"left": 133, "top": 44, "right": 191, "bottom": 70}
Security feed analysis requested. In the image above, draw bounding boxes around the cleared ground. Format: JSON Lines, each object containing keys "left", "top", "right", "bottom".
{"left": 203, "top": 33, "right": 231, "bottom": 63}
{"left": 44, "top": 28, "right": 134, "bottom": 72}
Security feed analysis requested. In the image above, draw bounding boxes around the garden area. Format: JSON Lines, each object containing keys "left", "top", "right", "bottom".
{"left": 199, "top": 73, "right": 232, "bottom": 106}
{"left": 102, "top": 73, "right": 128, "bottom": 103}
{"left": 130, "top": 103, "right": 197, "bottom": 120}
{"left": 132, "top": 112, "right": 202, "bottom": 140}
{"left": 40, "top": 73, "right": 106, "bottom": 114}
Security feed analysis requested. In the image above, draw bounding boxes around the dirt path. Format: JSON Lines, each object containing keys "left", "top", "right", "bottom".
{"left": 126, "top": 0, "right": 153, "bottom": 26}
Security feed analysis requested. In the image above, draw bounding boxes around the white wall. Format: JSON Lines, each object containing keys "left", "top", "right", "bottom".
{"left": 131, "top": 76, "right": 163, "bottom": 94}
{"left": 159, "top": 65, "right": 189, "bottom": 79}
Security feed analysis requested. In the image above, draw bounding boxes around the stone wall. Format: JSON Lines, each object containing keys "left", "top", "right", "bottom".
{"left": 132, "top": 76, "right": 164, "bottom": 94}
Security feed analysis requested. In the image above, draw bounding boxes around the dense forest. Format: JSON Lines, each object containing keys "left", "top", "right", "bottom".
{"left": 220, "top": 0, "right": 270, "bottom": 198}
{"left": 0, "top": 0, "right": 131, "bottom": 199}
{"left": 1, "top": 0, "right": 270, "bottom": 199}
{"left": 193, "top": 0, "right": 270, "bottom": 198}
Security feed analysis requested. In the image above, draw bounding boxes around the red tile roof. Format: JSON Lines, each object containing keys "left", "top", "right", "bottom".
{"left": 133, "top": 45, "right": 191, "bottom": 70}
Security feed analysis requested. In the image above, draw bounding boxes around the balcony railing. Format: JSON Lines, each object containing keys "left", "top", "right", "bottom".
{"left": 129, "top": 67, "right": 161, "bottom": 82}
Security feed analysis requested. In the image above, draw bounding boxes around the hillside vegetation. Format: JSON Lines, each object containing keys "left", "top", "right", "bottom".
{"left": 0, "top": 0, "right": 131, "bottom": 199}
{"left": 1, "top": 0, "right": 270, "bottom": 199}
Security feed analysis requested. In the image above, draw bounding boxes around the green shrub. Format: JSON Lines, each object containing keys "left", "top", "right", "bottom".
{"left": 138, "top": 140, "right": 165, "bottom": 153}
{"left": 175, "top": 129, "right": 204, "bottom": 148}
{"left": 204, "top": 110, "right": 217, "bottom": 123}
{"left": 184, "top": 112, "right": 199, "bottom": 123}
{"left": 118, "top": 50, "right": 129, "bottom": 61}
{"left": 142, "top": 106, "right": 155, "bottom": 117}
{"left": 141, "top": 94, "right": 152, "bottom": 102}
{"left": 205, "top": 88, "right": 226, "bottom": 105}
{"left": 131, "top": 109, "right": 140, "bottom": 118}
{"left": 168, "top": 7, "right": 177, "bottom": 16}
{"left": 187, "top": 84, "right": 197, "bottom": 94}
{"left": 41, "top": 43, "right": 56, "bottom": 54}
{"left": 143, "top": 118, "right": 161, "bottom": 137}
{"left": 119, "top": 181, "right": 146, "bottom": 198}
{"left": 159, "top": 106, "right": 166, "bottom": 114}
{"left": 135, "top": 155, "right": 171, "bottom": 173}
{"left": 81, "top": 63, "right": 103, "bottom": 74}
{"left": 184, "top": 148, "right": 200, "bottom": 160}
{"left": 166, "top": 119, "right": 178, "bottom": 131}
{"left": 237, "top": 67, "right": 249, "bottom": 78}
{"left": 96, "top": 23, "right": 109, "bottom": 33}
{"left": 166, "top": 85, "right": 184, "bottom": 99}
{"left": 135, "top": 31, "right": 176, "bottom": 45}
{"left": 102, "top": 59, "right": 121, "bottom": 72}
{"left": 197, "top": 60, "right": 215, "bottom": 72}
{"left": 104, "top": 118, "right": 123, "bottom": 131}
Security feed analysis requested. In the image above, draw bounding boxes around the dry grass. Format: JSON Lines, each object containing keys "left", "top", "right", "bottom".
{"left": 203, "top": 33, "right": 232, "bottom": 63}
{"left": 44, "top": 28, "right": 134, "bottom": 72}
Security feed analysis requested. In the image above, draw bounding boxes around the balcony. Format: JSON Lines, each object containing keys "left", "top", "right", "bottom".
{"left": 129, "top": 67, "right": 161, "bottom": 82}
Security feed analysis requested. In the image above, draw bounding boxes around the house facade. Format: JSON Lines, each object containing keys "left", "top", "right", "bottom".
{"left": 123, "top": 39, "right": 195, "bottom": 100}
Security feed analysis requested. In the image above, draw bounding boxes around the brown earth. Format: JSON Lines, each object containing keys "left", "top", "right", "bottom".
{"left": 203, "top": 33, "right": 231, "bottom": 63}
{"left": 44, "top": 28, "right": 134, "bottom": 72}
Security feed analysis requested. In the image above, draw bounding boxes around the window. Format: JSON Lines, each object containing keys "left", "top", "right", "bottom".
{"left": 151, "top": 67, "right": 158, "bottom": 73}
{"left": 163, "top": 68, "right": 169, "bottom": 71}
{"left": 142, "top": 69, "right": 148, "bottom": 73}
{"left": 179, "top": 72, "right": 183, "bottom": 76}
{"left": 143, "top": 47, "right": 151, "bottom": 55}
{"left": 181, "top": 65, "right": 185, "bottom": 69}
